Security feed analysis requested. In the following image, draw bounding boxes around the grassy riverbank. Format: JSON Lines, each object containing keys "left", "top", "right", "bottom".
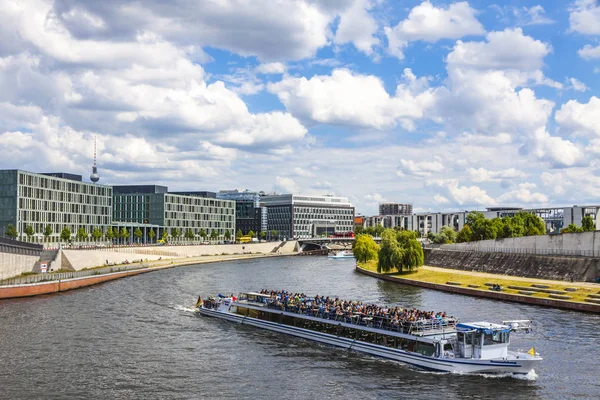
{"left": 358, "top": 260, "right": 600, "bottom": 304}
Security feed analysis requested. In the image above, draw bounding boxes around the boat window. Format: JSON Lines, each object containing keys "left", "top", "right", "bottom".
{"left": 484, "top": 331, "right": 508, "bottom": 345}
{"left": 465, "top": 333, "right": 473, "bottom": 345}
{"left": 443, "top": 343, "right": 453, "bottom": 352}
{"left": 457, "top": 332, "right": 464, "bottom": 343}
{"left": 473, "top": 334, "right": 481, "bottom": 346}
{"left": 414, "top": 342, "right": 435, "bottom": 357}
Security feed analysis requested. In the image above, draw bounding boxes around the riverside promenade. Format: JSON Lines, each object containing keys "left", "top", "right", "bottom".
{"left": 0, "top": 242, "right": 297, "bottom": 300}
{"left": 356, "top": 263, "right": 600, "bottom": 313}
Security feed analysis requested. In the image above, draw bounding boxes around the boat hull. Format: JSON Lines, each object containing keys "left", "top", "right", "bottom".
{"left": 198, "top": 307, "right": 537, "bottom": 375}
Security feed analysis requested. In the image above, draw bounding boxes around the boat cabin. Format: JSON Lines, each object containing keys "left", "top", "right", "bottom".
{"left": 238, "top": 292, "right": 272, "bottom": 305}
{"left": 456, "top": 322, "right": 510, "bottom": 359}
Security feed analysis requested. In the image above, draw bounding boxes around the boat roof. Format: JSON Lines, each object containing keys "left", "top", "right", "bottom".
{"left": 244, "top": 292, "right": 272, "bottom": 297}
{"left": 457, "top": 322, "right": 511, "bottom": 333}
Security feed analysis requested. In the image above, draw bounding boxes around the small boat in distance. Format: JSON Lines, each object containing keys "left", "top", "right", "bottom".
{"left": 197, "top": 290, "right": 541, "bottom": 376}
{"left": 328, "top": 250, "right": 354, "bottom": 259}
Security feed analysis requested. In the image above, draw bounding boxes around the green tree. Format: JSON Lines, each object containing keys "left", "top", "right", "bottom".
{"left": 561, "top": 223, "right": 582, "bottom": 234}
{"left": 432, "top": 226, "right": 456, "bottom": 244}
{"left": 60, "top": 226, "right": 72, "bottom": 242}
{"left": 502, "top": 216, "right": 524, "bottom": 238}
{"left": 43, "top": 225, "right": 53, "bottom": 242}
{"left": 134, "top": 227, "right": 143, "bottom": 243}
{"left": 364, "top": 226, "right": 375, "bottom": 236}
{"left": 198, "top": 228, "right": 207, "bottom": 240}
{"left": 354, "top": 226, "right": 364, "bottom": 235}
{"left": 260, "top": 231, "right": 266, "bottom": 240}
{"left": 352, "top": 234, "right": 379, "bottom": 263}
{"left": 161, "top": 230, "right": 168, "bottom": 240}
{"left": 377, "top": 229, "right": 404, "bottom": 273}
{"left": 148, "top": 228, "right": 156, "bottom": 243}
{"left": 466, "top": 212, "right": 496, "bottom": 241}
{"left": 518, "top": 212, "right": 546, "bottom": 236}
{"left": 582, "top": 216, "right": 595, "bottom": 232}
{"left": 373, "top": 224, "right": 385, "bottom": 237}
{"left": 185, "top": 229, "right": 195, "bottom": 240}
{"left": 491, "top": 218, "right": 506, "bottom": 240}
{"left": 210, "top": 230, "right": 219, "bottom": 240}
{"left": 24, "top": 225, "right": 34, "bottom": 241}
{"left": 173, "top": 228, "right": 182, "bottom": 239}
{"left": 76, "top": 227, "right": 88, "bottom": 241}
{"left": 92, "top": 227, "right": 103, "bottom": 242}
{"left": 396, "top": 229, "right": 419, "bottom": 246}
{"left": 235, "top": 229, "right": 243, "bottom": 241}
{"left": 270, "top": 229, "right": 278, "bottom": 240}
{"left": 105, "top": 227, "right": 115, "bottom": 243}
{"left": 6, "top": 223, "right": 18, "bottom": 239}
{"left": 456, "top": 224, "right": 472, "bottom": 243}
{"left": 224, "top": 230, "right": 232, "bottom": 241}
{"left": 402, "top": 238, "right": 424, "bottom": 271}
{"left": 120, "top": 227, "right": 129, "bottom": 244}
{"left": 248, "top": 230, "right": 256, "bottom": 238}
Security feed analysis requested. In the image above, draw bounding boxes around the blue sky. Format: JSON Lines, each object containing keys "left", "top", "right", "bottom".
{"left": 1, "top": 0, "right": 599, "bottom": 215}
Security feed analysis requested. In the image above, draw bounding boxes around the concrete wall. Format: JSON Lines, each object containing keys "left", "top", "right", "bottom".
{"left": 0, "top": 252, "right": 39, "bottom": 280}
{"left": 425, "top": 250, "right": 599, "bottom": 282}
{"left": 441, "top": 231, "right": 600, "bottom": 257}
{"left": 62, "top": 241, "right": 297, "bottom": 270}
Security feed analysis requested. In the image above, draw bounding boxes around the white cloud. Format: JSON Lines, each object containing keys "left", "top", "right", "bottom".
{"left": 526, "top": 128, "right": 586, "bottom": 168}
{"left": 385, "top": 1, "right": 484, "bottom": 60}
{"left": 293, "top": 167, "right": 314, "bottom": 177}
{"left": 274, "top": 176, "right": 299, "bottom": 194}
{"left": 578, "top": 44, "right": 600, "bottom": 60}
{"left": 555, "top": 96, "right": 600, "bottom": 137}
{"left": 433, "top": 194, "right": 450, "bottom": 204}
{"left": 569, "top": 0, "right": 600, "bottom": 35}
{"left": 497, "top": 183, "right": 548, "bottom": 204}
{"left": 312, "top": 180, "right": 333, "bottom": 190}
{"left": 268, "top": 68, "right": 435, "bottom": 130}
{"left": 255, "top": 62, "right": 286, "bottom": 75}
{"left": 428, "top": 179, "right": 496, "bottom": 206}
{"left": 468, "top": 167, "right": 526, "bottom": 183}
{"left": 397, "top": 159, "right": 444, "bottom": 177}
{"left": 334, "top": 0, "right": 379, "bottom": 55}
{"left": 520, "top": 5, "right": 554, "bottom": 25}
{"left": 566, "top": 77, "right": 589, "bottom": 92}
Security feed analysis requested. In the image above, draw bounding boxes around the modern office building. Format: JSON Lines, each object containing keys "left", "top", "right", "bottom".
{"left": 217, "top": 190, "right": 266, "bottom": 235}
{"left": 379, "top": 203, "right": 412, "bottom": 215}
{"left": 0, "top": 170, "right": 112, "bottom": 243}
{"left": 363, "top": 204, "right": 600, "bottom": 237}
{"left": 112, "top": 185, "right": 235, "bottom": 239}
{"left": 260, "top": 194, "right": 354, "bottom": 239}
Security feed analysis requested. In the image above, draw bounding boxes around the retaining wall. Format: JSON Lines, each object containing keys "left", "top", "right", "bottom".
{"left": 425, "top": 249, "right": 599, "bottom": 282}
{"left": 0, "top": 253, "right": 40, "bottom": 279}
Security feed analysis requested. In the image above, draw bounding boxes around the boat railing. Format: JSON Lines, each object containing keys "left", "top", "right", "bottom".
{"left": 261, "top": 300, "right": 457, "bottom": 335}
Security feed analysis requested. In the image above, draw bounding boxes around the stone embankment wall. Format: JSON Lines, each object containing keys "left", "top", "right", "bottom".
{"left": 425, "top": 249, "right": 599, "bottom": 282}
{"left": 0, "top": 253, "right": 40, "bottom": 279}
{"left": 62, "top": 241, "right": 297, "bottom": 270}
{"left": 441, "top": 231, "right": 600, "bottom": 257}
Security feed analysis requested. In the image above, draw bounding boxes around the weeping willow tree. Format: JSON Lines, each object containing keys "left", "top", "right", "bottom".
{"left": 352, "top": 234, "right": 379, "bottom": 263}
{"left": 377, "top": 230, "right": 404, "bottom": 273}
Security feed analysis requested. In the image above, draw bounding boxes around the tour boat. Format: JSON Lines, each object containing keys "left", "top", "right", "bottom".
{"left": 196, "top": 291, "right": 541, "bottom": 376}
{"left": 327, "top": 250, "right": 354, "bottom": 259}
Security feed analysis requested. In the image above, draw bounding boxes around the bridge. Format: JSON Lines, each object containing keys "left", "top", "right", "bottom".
{"left": 297, "top": 237, "right": 381, "bottom": 252}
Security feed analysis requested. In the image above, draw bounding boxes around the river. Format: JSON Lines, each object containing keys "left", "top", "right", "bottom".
{"left": 1, "top": 256, "right": 599, "bottom": 399}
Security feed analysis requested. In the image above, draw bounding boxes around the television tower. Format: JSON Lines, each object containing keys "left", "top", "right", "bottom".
{"left": 90, "top": 135, "right": 100, "bottom": 183}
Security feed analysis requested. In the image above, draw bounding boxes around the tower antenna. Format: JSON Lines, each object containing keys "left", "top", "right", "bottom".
{"left": 90, "top": 135, "right": 100, "bottom": 183}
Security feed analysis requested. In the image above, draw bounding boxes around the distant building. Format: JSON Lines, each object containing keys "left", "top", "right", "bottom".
{"left": 0, "top": 169, "right": 112, "bottom": 243}
{"left": 379, "top": 203, "right": 412, "bottom": 215}
{"left": 354, "top": 216, "right": 365, "bottom": 229}
{"left": 260, "top": 194, "right": 354, "bottom": 239}
{"left": 216, "top": 190, "right": 265, "bottom": 236}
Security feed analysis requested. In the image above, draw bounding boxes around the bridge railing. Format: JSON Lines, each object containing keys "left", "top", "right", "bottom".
{"left": 425, "top": 246, "right": 598, "bottom": 258}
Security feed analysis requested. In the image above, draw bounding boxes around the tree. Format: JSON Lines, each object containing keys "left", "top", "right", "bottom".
{"left": 519, "top": 212, "right": 546, "bottom": 236}
{"left": 582, "top": 216, "right": 595, "bottom": 232}
{"left": 373, "top": 224, "right": 385, "bottom": 237}
{"left": 91, "top": 227, "right": 103, "bottom": 242}
{"left": 105, "top": 227, "right": 115, "bottom": 243}
{"left": 224, "top": 230, "right": 232, "bottom": 241}
{"left": 185, "top": 229, "right": 195, "bottom": 240}
{"left": 364, "top": 226, "right": 375, "bottom": 237}
{"left": 402, "top": 238, "right": 424, "bottom": 271}
{"left": 248, "top": 230, "right": 256, "bottom": 238}
{"left": 76, "top": 227, "right": 88, "bottom": 242}
{"left": 396, "top": 229, "right": 419, "bottom": 246}
{"left": 432, "top": 226, "right": 456, "bottom": 244}
{"left": 466, "top": 212, "right": 496, "bottom": 241}
{"left": 456, "top": 225, "right": 472, "bottom": 243}
{"left": 173, "top": 228, "right": 182, "bottom": 239}
{"left": 270, "top": 229, "right": 278, "bottom": 240}
{"left": 148, "top": 228, "right": 156, "bottom": 243}
{"left": 120, "top": 227, "right": 129, "bottom": 244}
{"left": 354, "top": 226, "right": 364, "bottom": 235}
{"left": 161, "top": 230, "right": 168, "bottom": 240}
{"left": 134, "top": 227, "right": 143, "bottom": 243}
{"left": 377, "top": 229, "right": 403, "bottom": 273}
{"left": 199, "top": 228, "right": 207, "bottom": 241}
{"left": 260, "top": 231, "right": 266, "bottom": 240}
{"left": 561, "top": 223, "right": 583, "bottom": 234}
{"left": 24, "top": 225, "right": 34, "bottom": 241}
{"left": 502, "top": 216, "right": 524, "bottom": 239}
{"left": 43, "top": 225, "right": 53, "bottom": 242}
{"left": 235, "top": 229, "right": 243, "bottom": 241}
{"left": 210, "top": 230, "right": 219, "bottom": 240}
{"left": 491, "top": 218, "right": 505, "bottom": 240}
{"left": 352, "top": 234, "right": 379, "bottom": 263}
{"left": 6, "top": 223, "right": 18, "bottom": 239}
{"left": 60, "top": 226, "right": 72, "bottom": 242}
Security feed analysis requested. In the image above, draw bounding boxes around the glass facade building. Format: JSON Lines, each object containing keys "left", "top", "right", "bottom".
{"left": 260, "top": 194, "right": 355, "bottom": 239}
{"left": 217, "top": 190, "right": 266, "bottom": 235}
{"left": 0, "top": 170, "right": 112, "bottom": 242}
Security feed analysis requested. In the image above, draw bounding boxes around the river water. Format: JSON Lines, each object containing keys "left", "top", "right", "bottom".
{"left": 1, "top": 256, "right": 599, "bottom": 399}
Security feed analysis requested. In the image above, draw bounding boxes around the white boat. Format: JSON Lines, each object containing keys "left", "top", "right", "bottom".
{"left": 328, "top": 250, "right": 354, "bottom": 259}
{"left": 197, "top": 292, "right": 541, "bottom": 376}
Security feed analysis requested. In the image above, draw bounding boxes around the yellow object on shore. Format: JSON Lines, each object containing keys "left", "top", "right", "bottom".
{"left": 528, "top": 347, "right": 536, "bottom": 356}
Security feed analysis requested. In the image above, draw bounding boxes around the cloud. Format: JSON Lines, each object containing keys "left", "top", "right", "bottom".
{"left": 293, "top": 167, "right": 315, "bottom": 177}
{"left": 334, "top": 0, "right": 379, "bottom": 55}
{"left": 274, "top": 176, "right": 299, "bottom": 194}
{"left": 255, "top": 62, "right": 286, "bottom": 75}
{"left": 397, "top": 159, "right": 444, "bottom": 177}
{"left": 555, "top": 96, "right": 600, "bottom": 137}
{"left": 433, "top": 194, "right": 450, "bottom": 204}
{"left": 519, "top": 5, "right": 554, "bottom": 25}
{"left": 428, "top": 179, "right": 496, "bottom": 206}
{"left": 566, "top": 77, "right": 589, "bottom": 92}
{"left": 569, "top": 0, "right": 600, "bottom": 35}
{"left": 468, "top": 167, "right": 527, "bottom": 183}
{"left": 312, "top": 180, "right": 333, "bottom": 190}
{"left": 578, "top": 44, "right": 600, "bottom": 60}
{"left": 268, "top": 68, "right": 435, "bottom": 130}
{"left": 384, "top": 1, "right": 484, "bottom": 60}
{"left": 497, "top": 183, "right": 548, "bottom": 204}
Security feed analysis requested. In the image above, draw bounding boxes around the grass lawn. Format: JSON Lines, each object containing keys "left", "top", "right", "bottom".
{"left": 358, "top": 260, "right": 599, "bottom": 304}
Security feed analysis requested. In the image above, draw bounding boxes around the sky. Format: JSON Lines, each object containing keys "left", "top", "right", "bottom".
{"left": 1, "top": 0, "right": 599, "bottom": 215}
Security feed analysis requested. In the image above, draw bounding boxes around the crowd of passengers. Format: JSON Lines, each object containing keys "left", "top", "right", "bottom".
{"left": 258, "top": 289, "right": 456, "bottom": 330}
